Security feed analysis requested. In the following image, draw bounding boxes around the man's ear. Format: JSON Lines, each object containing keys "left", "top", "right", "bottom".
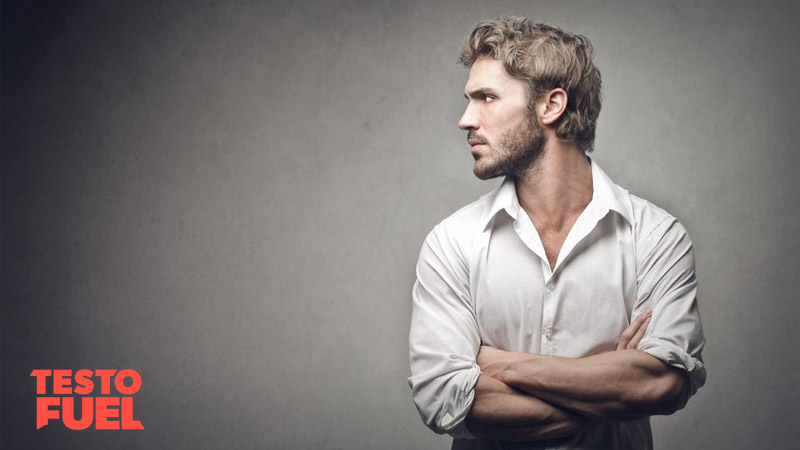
{"left": 537, "top": 88, "right": 568, "bottom": 126}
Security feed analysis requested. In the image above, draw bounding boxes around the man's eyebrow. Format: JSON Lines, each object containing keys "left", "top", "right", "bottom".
{"left": 464, "top": 88, "right": 498, "bottom": 99}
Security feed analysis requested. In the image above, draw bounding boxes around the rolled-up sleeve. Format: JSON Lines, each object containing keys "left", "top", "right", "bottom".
{"left": 636, "top": 218, "right": 707, "bottom": 398}
{"left": 408, "top": 224, "right": 481, "bottom": 438}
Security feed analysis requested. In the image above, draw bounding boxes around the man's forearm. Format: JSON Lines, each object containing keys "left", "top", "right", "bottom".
{"left": 464, "top": 373, "right": 599, "bottom": 441}
{"left": 486, "top": 349, "right": 688, "bottom": 421}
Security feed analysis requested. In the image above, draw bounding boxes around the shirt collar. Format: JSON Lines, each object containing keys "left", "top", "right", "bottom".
{"left": 589, "top": 158, "right": 632, "bottom": 224}
{"left": 480, "top": 157, "right": 632, "bottom": 230}
{"left": 481, "top": 176, "right": 519, "bottom": 230}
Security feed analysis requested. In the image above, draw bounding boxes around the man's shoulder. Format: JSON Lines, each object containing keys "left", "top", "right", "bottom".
{"left": 424, "top": 183, "right": 503, "bottom": 251}
{"left": 626, "top": 192, "right": 692, "bottom": 254}
{"left": 436, "top": 185, "right": 499, "bottom": 234}
{"left": 628, "top": 193, "right": 675, "bottom": 228}
{"left": 594, "top": 160, "right": 686, "bottom": 242}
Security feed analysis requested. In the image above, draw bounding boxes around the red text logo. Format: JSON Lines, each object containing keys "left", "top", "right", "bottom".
{"left": 30, "top": 369, "right": 144, "bottom": 430}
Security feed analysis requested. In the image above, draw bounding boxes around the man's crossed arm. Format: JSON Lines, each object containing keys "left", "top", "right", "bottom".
{"left": 464, "top": 310, "right": 690, "bottom": 441}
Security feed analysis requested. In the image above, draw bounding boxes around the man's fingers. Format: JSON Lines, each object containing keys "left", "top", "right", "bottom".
{"left": 626, "top": 316, "right": 651, "bottom": 349}
{"left": 616, "top": 309, "right": 651, "bottom": 351}
{"left": 616, "top": 313, "right": 645, "bottom": 350}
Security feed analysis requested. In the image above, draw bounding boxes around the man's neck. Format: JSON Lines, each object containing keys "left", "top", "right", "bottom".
{"left": 513, "top": 141, "right": 593, "bottom": 233}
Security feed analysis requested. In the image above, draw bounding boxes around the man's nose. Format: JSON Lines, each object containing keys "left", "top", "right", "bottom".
{"left": 458, "top": 104, "right": 479, "bottom": 130}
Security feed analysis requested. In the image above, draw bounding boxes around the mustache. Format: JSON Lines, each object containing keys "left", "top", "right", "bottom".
{"left": 467, "top": 132, "right": 487, "bottom": 145}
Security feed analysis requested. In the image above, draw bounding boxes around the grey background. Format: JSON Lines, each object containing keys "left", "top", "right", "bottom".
{"left": 2, "top": 0, "right": 798, "bottom": 449}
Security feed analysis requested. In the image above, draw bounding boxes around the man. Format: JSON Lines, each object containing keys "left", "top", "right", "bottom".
{"left": 408, "top": 17, "right": 706, "bottom": 449}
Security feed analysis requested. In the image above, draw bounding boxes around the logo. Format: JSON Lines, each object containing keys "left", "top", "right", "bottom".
{"left": 30, "top": 369, "right": 144, "bottom": 430}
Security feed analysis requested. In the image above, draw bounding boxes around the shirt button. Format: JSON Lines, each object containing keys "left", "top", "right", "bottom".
{"left": 546, "top": 281, "right": 555, "bottom": 290}
{"left": 544, "top": 328, "right": 552, "bottom": 339}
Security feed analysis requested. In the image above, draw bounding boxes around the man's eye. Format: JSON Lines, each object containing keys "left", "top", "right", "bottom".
{"left": 484, "top": 96, "right": 496, "bottom": 103}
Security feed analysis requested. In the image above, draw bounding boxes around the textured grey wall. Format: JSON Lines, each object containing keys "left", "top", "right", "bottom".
{"left": 2, "top": 0, "right": 798, "bottom": 449}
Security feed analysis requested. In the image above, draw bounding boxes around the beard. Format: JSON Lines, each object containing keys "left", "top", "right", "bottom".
{"left": 471, "top": 114, "right": 546, "bottom": 180}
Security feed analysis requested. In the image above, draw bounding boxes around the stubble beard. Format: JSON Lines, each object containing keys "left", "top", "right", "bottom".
{"left": 472, "top": 114, "right": 546, "bottom": 180}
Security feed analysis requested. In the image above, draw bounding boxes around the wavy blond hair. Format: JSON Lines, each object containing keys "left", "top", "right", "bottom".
{"left": 459, "top": 17, "right": 602, "bottom": 152}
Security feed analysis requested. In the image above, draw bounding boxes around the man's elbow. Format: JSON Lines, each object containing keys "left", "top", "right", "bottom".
{"left": 639, "top": 367, "right": 690, "bottom": 415}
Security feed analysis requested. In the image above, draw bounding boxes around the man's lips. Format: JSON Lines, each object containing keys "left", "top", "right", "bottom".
{"left": 468, "top": 132, "right": 487, "bottom": 148}
{"left": 468, "top": 134, "right": 487, "bottom": 160}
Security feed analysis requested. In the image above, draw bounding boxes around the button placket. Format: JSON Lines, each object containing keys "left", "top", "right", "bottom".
{"left": 541, "top": 274, "right": 556, "bottom": 354}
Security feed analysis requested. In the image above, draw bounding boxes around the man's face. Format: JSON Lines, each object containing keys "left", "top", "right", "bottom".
{"left": 458, "top": 57, "right": 546, "bottom": 180}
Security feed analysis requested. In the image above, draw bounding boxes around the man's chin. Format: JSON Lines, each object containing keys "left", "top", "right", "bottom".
{"left": 473, "top": 163, "right": 504, "bottom": 180}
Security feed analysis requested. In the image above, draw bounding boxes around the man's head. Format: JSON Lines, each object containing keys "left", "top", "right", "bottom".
{"left": 459, "top": 57, "right": 546, "bottom": 180}
{"left": 457, "top": 17, "right": 602, "bottom": 179}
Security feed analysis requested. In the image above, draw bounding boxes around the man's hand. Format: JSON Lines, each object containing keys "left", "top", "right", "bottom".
{"left": 616, "top": 309, "right": 651, "bottom": 350}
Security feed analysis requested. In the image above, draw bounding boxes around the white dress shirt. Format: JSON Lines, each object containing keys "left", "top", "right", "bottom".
{"left": 408, "top": 159, "right": 706, "bottom": 449}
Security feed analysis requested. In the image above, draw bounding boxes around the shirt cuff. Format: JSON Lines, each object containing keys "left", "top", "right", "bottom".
{"left": 638, "top": 336, "right": 706, "bottom": 396}
{"left": 441, "top": 366, "right": 480, "bottom": 439}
